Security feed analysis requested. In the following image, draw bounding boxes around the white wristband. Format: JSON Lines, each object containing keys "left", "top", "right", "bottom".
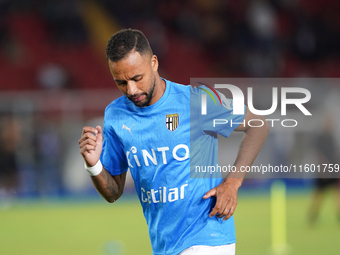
{"left": 85, "top": 160, "right": 103, "bottom": 176}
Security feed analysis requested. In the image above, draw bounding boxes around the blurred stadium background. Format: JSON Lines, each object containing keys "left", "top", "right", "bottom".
{"left": 0, "top": 0, "right": 339, "bottom": 254}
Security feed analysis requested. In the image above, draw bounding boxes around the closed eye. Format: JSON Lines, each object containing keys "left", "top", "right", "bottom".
{"left": 115, "top": 80, "right": 127, "bottom": 86}
{"left": 115, "top": 74, "right": 143, "bottom": 86}
{"left": 133, "top": 75, "right": 143, "bottom": 82}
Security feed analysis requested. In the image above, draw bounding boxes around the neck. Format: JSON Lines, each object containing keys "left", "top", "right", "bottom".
{"left": 149, "top": 75, "right": 166, "bottom": 105}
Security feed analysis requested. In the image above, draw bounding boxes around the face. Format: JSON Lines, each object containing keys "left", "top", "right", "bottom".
{"left": 108, "top": 51, "right": 159, "bottom": 107}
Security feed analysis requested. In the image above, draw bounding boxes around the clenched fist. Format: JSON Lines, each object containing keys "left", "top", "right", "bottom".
{"left": 78, "top": 126, "right": 103, "bottom": 167}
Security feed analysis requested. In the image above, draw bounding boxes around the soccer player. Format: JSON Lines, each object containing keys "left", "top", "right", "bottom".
{"left": 78, "top": 29, "right": 269, "bottom": 255}
{"left": 308, "top": 117, "right": 340, "bottom": 226}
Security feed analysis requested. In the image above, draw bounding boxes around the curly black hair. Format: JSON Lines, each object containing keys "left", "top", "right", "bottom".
{"left": 106, "top": 28, "right": 153, "bottom": 62}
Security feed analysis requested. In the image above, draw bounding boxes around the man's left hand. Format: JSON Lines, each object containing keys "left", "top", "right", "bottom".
{"left": 203, "top": 180, "right": 240, "bottom": 221}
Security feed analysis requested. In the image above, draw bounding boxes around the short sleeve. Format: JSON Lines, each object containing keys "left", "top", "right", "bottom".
{"left": 100, "top": 111, "right": 128, "bottom": 176}
{"left": 200, "top": 88, "right": 246, "bottom": 137}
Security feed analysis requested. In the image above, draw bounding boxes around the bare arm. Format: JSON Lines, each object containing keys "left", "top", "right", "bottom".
{"left": 204, "top": 107, "right": 270, "bottom": 220}
{"left": 90, "top": 169, "right": 126, "bottom": 203}
{"left": 79, "top": 126, "right": 126, "bottom": 203}
{"left": 225, "top": 107, "right": 270, "bottom": 185}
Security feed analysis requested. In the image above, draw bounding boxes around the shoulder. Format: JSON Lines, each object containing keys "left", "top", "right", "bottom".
{"left": 103, "top": 96, "right": 131, "bottom": 135}
{"left": 165, "top": 79, "right": 190, "bottom": 93}
{"left": 103, "top": 95, "right": 136, "bottom": 129}
{"left": 164, "top": 78, "right": 201, "bottom": 99}
{"left": 104, "top": 95, "right": 129, "bottom": 116}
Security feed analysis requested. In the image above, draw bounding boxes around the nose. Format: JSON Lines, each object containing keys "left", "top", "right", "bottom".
{"left": 126, "top": 81, "right": 138, "bottom": 96}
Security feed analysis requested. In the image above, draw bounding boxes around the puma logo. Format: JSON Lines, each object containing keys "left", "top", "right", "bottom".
{"left": 122, "top": 124, "right": 135, "bottom": 135}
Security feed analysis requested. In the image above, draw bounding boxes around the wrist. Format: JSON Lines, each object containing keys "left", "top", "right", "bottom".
{"left": 85, "top": 160, "right": 103, "bottom": 176}
{"left": 223, "top": 177, "right": 243, "bottom": 189}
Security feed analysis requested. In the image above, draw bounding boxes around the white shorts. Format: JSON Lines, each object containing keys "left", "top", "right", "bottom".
{"left": 179, "top": 243, "right": 236, "bottom": 255}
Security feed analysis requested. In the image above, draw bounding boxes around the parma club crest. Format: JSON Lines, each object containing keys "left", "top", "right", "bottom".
{"left": 165, "top": 113, "right": 179, "bottom": 131}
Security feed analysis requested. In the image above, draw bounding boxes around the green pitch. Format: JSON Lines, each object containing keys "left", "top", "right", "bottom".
{"left": 0, "top": 190, "right": 338, "bottom": 255}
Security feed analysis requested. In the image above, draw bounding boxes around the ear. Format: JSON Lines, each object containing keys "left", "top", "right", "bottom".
{"left": 151, "top": 55, "right": 158, "bottom": 72}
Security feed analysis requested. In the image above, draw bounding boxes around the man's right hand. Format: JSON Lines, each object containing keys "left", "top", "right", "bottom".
{"left": 78, "top": 126, "right": 103, "bottom": 167}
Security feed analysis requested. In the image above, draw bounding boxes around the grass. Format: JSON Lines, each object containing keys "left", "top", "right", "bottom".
{"left": 0, "top": 190, "right": 339, "bottom": 255}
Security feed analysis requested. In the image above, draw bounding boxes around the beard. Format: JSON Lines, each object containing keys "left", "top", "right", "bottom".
{"left": 127, "top": 76, "right": 156, "bottom": 107}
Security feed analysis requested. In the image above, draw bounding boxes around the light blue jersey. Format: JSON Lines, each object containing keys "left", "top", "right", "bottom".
{"left": 100, "top": 79, "right": 245, "bottom": 255}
